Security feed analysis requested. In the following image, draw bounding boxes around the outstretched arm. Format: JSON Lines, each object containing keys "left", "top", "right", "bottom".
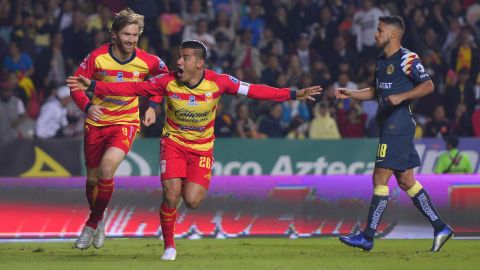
{"left": 220, "top": 74, "right": 321, "bottom": 101}
{"left": 335, "top": 87, "right": 375, "bottom": 101}
{"left": 67, "top": 75, "right": 168, "bottom": 97}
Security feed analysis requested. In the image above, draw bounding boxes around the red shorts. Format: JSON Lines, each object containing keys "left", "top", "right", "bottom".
{"left": 160, "top": 137, "right": 213, "bottom": 189}
{"left": 84, "top": 123, "right": 138, "bottom": 168}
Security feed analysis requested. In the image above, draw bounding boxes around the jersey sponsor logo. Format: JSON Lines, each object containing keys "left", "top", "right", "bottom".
{"left": 420, "top": 73, "right": 429, "bottom": 79}
{"left": 228, "top": 75, "right": 239, "bottom": 84}
{"left": 188, "top": 95, "right": 198, "bottom": 106}
{"left": 378, "top": 82, "right": 392, "bottom": 89}
{"left": 95, "top": 70, "right": 109, "bottom": 77}
{"left": 132, "top": 71, "right": 140, "bottom": 81}
{"left": 171, "top": 93, "right": 181, "bottom": 100}
{"left": 102, "top": 96, "right": 130, "bottom": 105}
{"left": 117, "top": 72, "right": 124, "bottom": 82}
{"left": 179, "top": 125, "right": 206, "bottom": 131}
{"left": 386, "top": 64, "right": 394, "bottom": 75}
{"left": 205, "top": 92, "right": 213, "bottom": 103}
{"left": 80, "top": 53, "right": 90, "bottom": 69}
{"left": 174, "top": 108, "right": 210, "bottom": 122}
{"left": 415, "top": 63, "right": 425, "bottom": 73}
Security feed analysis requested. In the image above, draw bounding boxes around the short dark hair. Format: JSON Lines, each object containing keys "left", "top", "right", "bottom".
{"left": 181, "top": 40, "right": 208, "bottom": 60}
{"left": 379, "top": 15, "right": 405, "bottom": 32}
{"left": 445, "top": 136, "right": 459, "bottom": 148}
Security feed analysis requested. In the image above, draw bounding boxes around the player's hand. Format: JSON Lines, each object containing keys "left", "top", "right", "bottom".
{"left": 88, "top": 105, "right": 105, "bottom": 121}
{"left": 384, "top": 94, "right": 404, "bottom": 106}
{"left": 335, "top": 88, "right": 352, "bottom": 99}
{"left": 296, "top": 86, "right": 322, "bottom": 101}
{"left": 66, "top": 75, "right": 91, "bottom": 91}
{"left": 143, "top": 107, "right": 156, "bottom": 126}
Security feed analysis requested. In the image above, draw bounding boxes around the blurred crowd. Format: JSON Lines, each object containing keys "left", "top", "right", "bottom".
{"left": 1, "top": 0, "right": 480, "bottom": 143}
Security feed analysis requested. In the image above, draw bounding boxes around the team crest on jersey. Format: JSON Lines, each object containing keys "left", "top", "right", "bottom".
{"left": 386, "top": 64, "right": 394, "bottom": 75}
{"left": 117, "top": 72, "right": 123, "bottom": 81}
{"left": 132, "top": 71, "right": 140, "bottom": 81}
{"left": 188, "top": 95, "right": 198, "bottom": 106}
{"left": 205, "top": 92, "right": 213, "bottom": 103}
{"left": 228, "top": 75, "right": 239, "bottom": 84}
{"left": 157, "top": 56, "right": 166, "bottom": 69}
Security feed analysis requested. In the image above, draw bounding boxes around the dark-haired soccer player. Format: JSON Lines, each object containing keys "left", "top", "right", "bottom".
{"left": 69, "top": 8, "right": 168, "bottom": 250}
{"left": 335, "top": 15, "right": 453, "bottom": 252}
{"left": 68, "top": 40, "right": 321, "bottom": 260}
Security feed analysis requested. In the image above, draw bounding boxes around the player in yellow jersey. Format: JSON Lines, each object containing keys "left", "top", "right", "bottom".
{"left": 69, "top": 8, "right": 168, "bottom": 250}
{"left": 68, "top": 40, "right": 321, "bottom": 260}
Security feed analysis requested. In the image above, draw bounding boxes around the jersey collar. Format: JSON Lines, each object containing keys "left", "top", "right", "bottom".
{"left": 109, "top": 44, "right": 136, "bottom": 65}
{"left": 183, "top": 70, "right": 205, "bottom": 89}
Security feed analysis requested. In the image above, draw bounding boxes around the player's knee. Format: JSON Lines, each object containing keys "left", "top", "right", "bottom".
{"left": 86, "top": 177, "right": 98, "bottom": 186}
{"left": 163, "top": 193, "right": 180, "bottom": 207}
{"left": 184, "top": 197, "right": 203, "bottom": 209}
{"left": 99, "top": 166, "right": 115, "bottom": 179}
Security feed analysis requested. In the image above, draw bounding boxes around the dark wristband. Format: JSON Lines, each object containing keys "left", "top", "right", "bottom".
{"left": 86, "top": 80, "right": 96, "bottom": 92}
{"left": 84, "top": 102, "right": 92, "bottom": 113}
{"left": 148, "top": 101, "right": 159, "bottom": 109}
{"left": 290, "top": 89, "right": 297, "bottom": 100}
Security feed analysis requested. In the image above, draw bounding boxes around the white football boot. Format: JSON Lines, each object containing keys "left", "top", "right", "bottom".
{"left": 93, "top": 209, "right": 108, "bottom": 249}
{"left": 161, "top": 247, "right": 177, "bottom": 261}
{"left": 74, "top": 226, "right": 96, "bottom": 250}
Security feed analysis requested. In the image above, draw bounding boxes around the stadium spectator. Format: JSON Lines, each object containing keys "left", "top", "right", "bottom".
{"left": 258, "top": 103, "right": 287, "bottom": 138}
{"left": 434, "top": 136, "right": 473, "bottom": 174}
{"left": 233, "top": 29, "right": 262, "bottom": 79}
{"left": 235, "top": 102, "right": 258, "bottom": 139}
{"left": 336, "top": 101, "right": 367, "bottom": 138}
{"left": 450, "top": 103, "right": 473, "bottom": 137}
{"left": 352, "top": 0, "right": 387, "bottom": 59}
{"left": 3, "top": 41, "right": 34, "bottom": 77}
{"left": 0, "top": 76, "right": 25, "bottom": 143}
{"left": 214, "top": 101, "right": 236, "bottom": 138}
{"left": 425, "top": 105, "right": 451, "bottom": 138}
{"left": 35, "top": 86, "right": 71, "bottom": 139}
{"left": 443, "top": 68, "right": 476, "bottom": 118}
{"left": 308, "top": 101, "right": 340, "bottom": 139}
{"left": 239, "top": 3, "right": 265, "bottom": 47}
{"left": 292, "top": 32, "right": 319, "bottom": 73}
{"left": 261, "top": 54, "right": 283, "bottom": 86}
{"left": 450, "top": 26, "right": 478, "bottom": 77}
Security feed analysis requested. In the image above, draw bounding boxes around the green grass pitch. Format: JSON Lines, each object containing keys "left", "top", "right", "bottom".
{"left": 0, "top": 238, "right": 479, "bottom": 270}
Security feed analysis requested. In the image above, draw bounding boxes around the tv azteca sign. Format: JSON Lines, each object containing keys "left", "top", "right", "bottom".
{"left": 116, "top": 138, "right": 480, "bottom": 176}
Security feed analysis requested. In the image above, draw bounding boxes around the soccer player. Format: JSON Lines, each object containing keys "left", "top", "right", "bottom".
{"left": 69, "top": 8, "right": 168, "bottom": 250}
{"left": 335, "top": 16, "right": 453, "bottom": 252}
{"left": 67, "top": 40, "right": 321, "bottom": 260}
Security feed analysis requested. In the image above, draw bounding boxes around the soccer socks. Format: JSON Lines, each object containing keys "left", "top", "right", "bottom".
{"left": 86, "top": 178, "right": 114, "bottom": 229}
{"left": 160, "top": 203, "right": 177, "bottom": 249}
{"left": 86, "top": 181, "right": 97, "bottom": 211}
{"left": 363, "top": 185, "right": 389, "bottom": 240}
{"left": 407, "top": 181, "right": 446, "bottom": 233}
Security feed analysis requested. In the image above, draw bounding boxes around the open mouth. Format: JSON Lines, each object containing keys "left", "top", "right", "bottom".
{"left": 175, "top": 68, "right": 184, "bottom": 78}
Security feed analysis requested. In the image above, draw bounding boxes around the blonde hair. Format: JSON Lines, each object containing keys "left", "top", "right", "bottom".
{"left": 111, "top": 8, "right": 144, "bottom": 35}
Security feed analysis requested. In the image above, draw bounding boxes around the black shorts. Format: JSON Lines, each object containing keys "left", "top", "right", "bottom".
{"left": 374, "top": 133, "right": 420, "bottom": 171}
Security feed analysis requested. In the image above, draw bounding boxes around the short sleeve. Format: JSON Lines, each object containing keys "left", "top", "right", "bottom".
{"left": 401, "top": 52, "right": 430, "bottom": 83}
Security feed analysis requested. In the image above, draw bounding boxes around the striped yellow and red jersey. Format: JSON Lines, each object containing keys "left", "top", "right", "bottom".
{"left": 93, "top": 69, "right": 295, "bottom": 152}
{"left": 71, "top": 43, "right": 168, "bottom": 127}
